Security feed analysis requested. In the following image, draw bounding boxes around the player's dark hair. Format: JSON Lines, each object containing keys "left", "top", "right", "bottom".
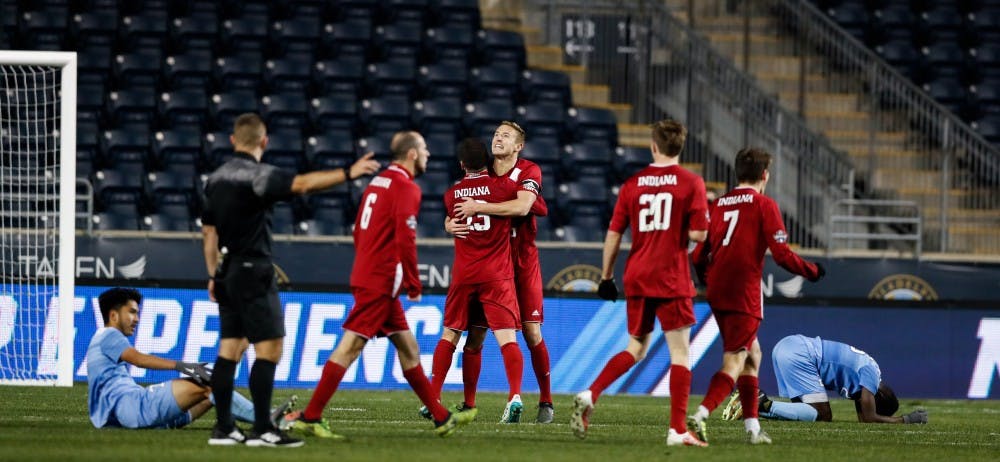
{"left": 498, "top": 120, "right": 526, "bottom": 143}
{"left": 735, "top": 147, "right": 772, "bottom": 183}
{"left": 98, "top": 287, "right": 142, "bottom": 325}
{"left": 232, "top": 113, "right": 266, "bottom": 147}
{"left": 651, "top": 119, "right": 686, "bottom": 157}
{"left": 874, "top": 382, "right": 899, "bottom": 416}
{"left": 390, "top": 130, "right": 422, "bottom": 161}
{"left": 457, "top": 138, "right": 489, "bottom": 171}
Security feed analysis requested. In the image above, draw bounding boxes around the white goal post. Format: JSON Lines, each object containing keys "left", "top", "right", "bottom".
{"left": 0, "top": 51, "right": 76, "bottom": 386}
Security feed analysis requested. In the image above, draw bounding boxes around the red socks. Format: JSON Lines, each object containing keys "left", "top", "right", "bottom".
{"left": 589, "top": 351, "right": 636, "bottom": 402}
{"left": 303, "top": 360, "right": 346, "bottom": 421}
{"left": 430, "top": 339, "right": 456, "bottom": 399}
{"left": 669, "top": 365, "right": 692, "bottom": 433}
{"left": 528, "top": 340, "right": 552, "bottom": 404}
{"left": 403, "top": 365, "right": 449, "bottom": 422}
{"left": 736, "top": 375, "right": 759, "bottom": 419}
{"left": 499, "top": 342, "right": 523, "bottom": 400}
{"left": 462, "top": 346, "right": 482, "bottom": 407}
{"left": 701, "top": 371, "right": 736, "bottom": 413}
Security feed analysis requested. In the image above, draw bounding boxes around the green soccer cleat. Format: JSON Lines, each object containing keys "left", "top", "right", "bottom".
{"left": 453, "top": 403, "right": 478, "bottom": 423}
{"left": 687, "top": 415, "right": 708, "bottom": 444}
{"left": 433, "top": 413, "right": 459, "bottom": 438}
{"left": 286, "top": 411, "right": 347, "bottom": 440}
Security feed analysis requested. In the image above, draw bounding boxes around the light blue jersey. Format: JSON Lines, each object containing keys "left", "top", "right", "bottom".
{"left": 86, "top": 328, "right": 189, "bottom": 429}
{"left": 772, "top": 334, "right": 881, "bottom": 402}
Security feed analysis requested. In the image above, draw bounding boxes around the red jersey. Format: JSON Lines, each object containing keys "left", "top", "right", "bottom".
{"left": 497, "top": 157, "right": 547, "bottom": 276}
{"left": 609, "top": 164, "right": 708, "bottom": 298}
{"left": 350, "top": 163, "right": 422, "bottom": 298}
{"left": 696, "top": 187, "right": 821, "bottom": 318}
{"left": 445, "top": 171, "right": 519, "bottom": 285}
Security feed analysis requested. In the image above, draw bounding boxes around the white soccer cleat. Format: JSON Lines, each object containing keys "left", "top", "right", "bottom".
{"left": 666, "top": 428, "right": 708, "bottom": 447}
{"left": 747, "top": 429, "right": 773, "bottom": 445}
{"left": 500, "top": 394, "right": 523, "bottom": 423}
{"left": 721, "top": 390, "right": 743, "bottom": 421}
{"left": 570, "top": 390, "right": 594, "bottom": 440}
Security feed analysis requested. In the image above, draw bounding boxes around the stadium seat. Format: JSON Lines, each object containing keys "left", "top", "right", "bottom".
{"left": 923, "top": 42, "right": 968, "bottom": 80}
{"left": 826, "top": 2, "right": 869, "bottom": 39}
{"left": 203, "top": 131, "right": 235, "bottom": 169}
{"left": 309, "top": 94, "right": 359, "bottom": 133}
{"left": 974, "top": 115, "right": 1000, "bottom": 141}
{"left": 463, "top": 100, "right": 514, "bottom": 139}
{"left": 914, "top": 5, "right": 964, "bottom": 46}
{"left": 428, "top": 0, "right": 481, "bottom": 29}
{"left": 77, "top": 122, "right": 101, "bottom": 178}
{"left": 322, "top": 21, "right": 372, "bottom": 61}
{"left": 77, "top": 81, "right": 106, "bottom": 127}
{"left": 557, "top": 178, "right": 609, "bottom": 221}
{"left": 519, "top": 69, "right": 573, "bottom": 108}
{"left": 261, "top": 132, "right": 305, "bottom": 172}
{"left": 209, "top": 90, "right": 259, "bottom": 131}
{"left": 475, "top": 29, "right": 526, "bottom": 70}
{"left": 152, "top": 129, "right": 203, "bottom": 175}
{"left": 413, "top": 99, "right": 463, "bottom": 138}
{"left": 415, "top": 170, "right": 452, "bottom": 200}
{"left": 94, "top": 207, "right": 142, "bottom": 231}
{"left": 568, "top": 107, "right": 619, "bottom": 148}
{"left": 261, "top": 93, "right": 310, "bottom": 134}
{"left": 470, "top": 65, "right": 520, "bottom": 102}
{"left": 271, "top": 201, "right": 300, "bottom": 234}
{"left": 364, "top": 62, "right": 417, "bottom": 99}
{"left": 972, "top": 43, "right": 1000, "bottom": 79}
{"left": 305, "top": 195, "right": 350, "bottom": 236}
{"left": 519, "top": 138, "right": 562, "bottom": 172}
{"left": 100, "top": 129, "right": 151, "bottom": 168}
{"left": 869, "top": 3, "right": 916, "bottom": 45}
{"left": 113, "top": 49, "right": 163, "bottom": 90}
{"left": 533, "top": 214, "right": 554, "bottom": 241}
{"left": 169, "top": 14, "right": 218, "bottom": 52}
{"left": 163, "top": 53, "right": 214, "bottom": 91}
{"left": 94, "top": 168, "right": 145, "bottom": 211}
{"left": 517, "top": 103, "right": 568, "bottom": 145}
{"left": 562, "top": 142, "right": 613, "bottom": 181}
{"left": 314, "top": 57, "right": 366, "bottom": 97}
{"left": 270, "top": 16, "right": 322, "bottom": 59}
{"left": 213, "top": 56, "right": 263, "bottom": 93}
{"left": 219, "top": 16, "right": 269, "bottom": 56}
{"left": 373, "top": 23, "right": 424, "bottom": 64}
{"left": 970, "top": 8, "right": 1000, "bottom": 44}
{"left": 360, "top": 96, "right": 413, "bottom": 136}
{"left": 158, "top": 89, "right": 208, "bottom": 130}
{"left": 106, "top": 88, "right": 158, "bottom": 130}
{"left": 17, "top": 10, "right": 66, "bottom": 50}
{"left": 378, "top": 0, "right": 427, "bottom": 27}
{"left": 417, "top": 203, "right": 447, "bottom": 238}
{"left": 71, "top": 11, "right": 118, "bottom": 48}
{"left": 263, "top": 57, "right": 313, "bottom": 95}
{"left": 923, "top": 78, "right": 968, "bottom": 114}
{"left": 119, "top": 11, "right": 169, "bottom": 50}
{"left": 144, "top": 212, "right": 192, "bottom": 231}
{"left": 424, "top": 26, "right": 475, "bottom": 67}
{"left": 305, "top": 132, "right": 356, "bottom": 169}
{"left": 357, "top": 135, "right": 394, "bottom": 163}
{"left": 416, "top": 63, "right": 469, "bottom": 102}
{"left": 555, "top": 224, "right": 605, "bottom": 242}
{"left": 335, "top": 0, "right": 379, "bottom": 25}
{"left": 613, "top": 146, "right": 650, "bottom": 181}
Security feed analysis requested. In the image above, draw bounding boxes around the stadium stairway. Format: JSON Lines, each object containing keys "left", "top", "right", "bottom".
{"left": 667, "top": 0, "right": 1000, "bottom": 253}
{"left": 479, "top": 0, "right": 725, "bottom": 194}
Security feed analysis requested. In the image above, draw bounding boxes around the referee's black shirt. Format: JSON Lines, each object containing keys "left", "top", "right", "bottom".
{"left": 201, "top": 151, "right": 296, "bottom": 258}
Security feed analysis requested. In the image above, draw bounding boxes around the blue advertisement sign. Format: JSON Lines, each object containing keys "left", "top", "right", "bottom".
{"left": 32, "top": 285, "right": 995, "bottom": 400}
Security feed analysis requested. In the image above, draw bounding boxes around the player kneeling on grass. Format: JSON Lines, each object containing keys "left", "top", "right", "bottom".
{"left": 721, "top": 334, "right": 928, "bottom": 425}
{"left": 87, "top": 287, "right": 296, "bottom": 432}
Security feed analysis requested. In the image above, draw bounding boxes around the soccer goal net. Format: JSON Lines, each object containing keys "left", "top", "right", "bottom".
{"left": 0, "top": 51, "right": 76, "bottom": 386}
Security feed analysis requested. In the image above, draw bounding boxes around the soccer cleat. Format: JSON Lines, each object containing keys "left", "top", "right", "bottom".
{"left": 433, "top": 412, "right": 464, "bottom": 438}
{"left": 570, "top": 390, "right": 594, "bottom": 439}
{"left": 500, "top": 394, "right": 523, "bottom": 423}
{"left": 419, "top": 405, "right": 432, "bottom": 420}
{"left": 722, "top": 390, "right": 743, "bottom": 421}
{"left": 208, "top": 425, "right": 246, "bottom": 446}
{"left": 245, "top": 429, "right": 305, "bottom": 448}
{"left": 286, "top": 411, "right": 347, "bottom": 440}
{"left": 536, "top": 402, "right": 555, "bottom": 424}
{"left": 757, "top": 390, "right": 773, "bottom": 414}
{"left": 454, "top": 403, "right": 478, "bottom": 423}
{"left": 665, "top": 428, "right": 708, "bottom": 447}
{"left": 747, "top": 429, "right": 773, "bottom": 445}
{"left": 270, "top": 395, "right": 298, "bottom": 430}
{"left": 687, "top": 415, "right": 708, "bottom": 444}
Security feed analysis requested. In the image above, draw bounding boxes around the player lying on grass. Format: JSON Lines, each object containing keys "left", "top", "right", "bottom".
{"left": 721, "top": 334, "right": 928, "bottom": 424}
{"left": 86, "top": 287, "right": 295, "bottom": 431}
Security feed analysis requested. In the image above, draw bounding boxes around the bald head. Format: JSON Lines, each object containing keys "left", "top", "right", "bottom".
{"left": 390, "top": 131, "right": 423, "bottom": 161}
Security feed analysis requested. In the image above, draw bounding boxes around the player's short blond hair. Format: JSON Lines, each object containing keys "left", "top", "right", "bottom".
{"left": 232, "top": 113, "right": 266, "bottom": 148}
{"left": 651, "top": 119, "right": 686, "bottom": 157}
{"left": 499, "top": 120, "right": 526, "bottom": 143}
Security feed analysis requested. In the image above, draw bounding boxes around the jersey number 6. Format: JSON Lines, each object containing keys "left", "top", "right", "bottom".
{"left": 359, "top": 193, "right": 377, "bottom": 230}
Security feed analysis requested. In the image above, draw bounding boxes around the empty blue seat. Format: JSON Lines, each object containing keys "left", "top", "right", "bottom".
{"left": 614, "top": 146, "right": 649, "bottom": 181}
{"left": 119, "top": 11, "right": 168, "bottom": 50}
{"left": 113, "top": 49, "right": 163, "bottom": 89}
{"left": 417, "top": 63, "right": 468, "bottom": 102}
{"left": 335, "top": 0, "right": 379, "bottom": 24}
{"left": 105, "top": 86, "right": 157, "bottom": 131}
{"left": 100, "top": 129, "right": 151, "bottom": 167}
{"left": 144, "top": 212, "right": 192, "bottom": 231}
{"left": 309, "top": 94, "right": 358, "bottom": 133}
{"left": 915, "top": 5, "right": 964, "bottom": 45}
{"left": 314, "top": 57, "right": 366, "bottom": 97}
{"left": 568, "top": 107, "right": 618, "bottom": 148}
{"left": 972, "top": 43, "right": 1000, "bottom": 79}
{"left": 262, "top": 133, "right": 305, "bottom": 172}
{"left": 519, "top": 138, "right": 561, "bottom": 170}
{"left": 357, "top": 135, "right": 394, "bottom": 163}
{"left": 374, "top": 23, "right": 423, "bottom": 64}
{"left": 826, "top": 2, "right": 869, "bottom": 39}
{"left": 169, "top": 14, "right": 217, "bottom": 51}
{"left": 379, "top": 0, "right": 427, "bottom": 27}
{"left": 517, "top": 103, "right": 567, "bottom": 144}
{"left": 219, "top": 16, "right": 269, "bottom": 55}
{"left": 923, "top": 42, "right": 968, "bottom": 79}
{"left": 270, "top": 16, "right": 322, "bottom": 59}
{"left": 214, "top": 56, "right": 262, "bottom": 93}
{"left": 271, "top": 201, "right": 300, "bottom": 234}
{"left": 557, "top": 178, "right": 609, "bottom": 220}
{"left": 203, "top": 131, "right": 235, "bottom": 169}
{"left": 425, "top": 26, "right": 474, "bottom": 67}
{"left": 158, "top": 89, "right": 208, "bottom": 129}
{"left": 152, "top": 129, "right": 203, "bottom": 175}
{"left": 163, "top": 53, "right": 214, "bottom": 91}
{"left": 476, "top": 29, "right": 526, "bottom": 70}
{"left": 94, "top": 208, "right": 142, "bottom": 231}
{"left": 520, "top": 69, "right": 572, "bottom": 108}
{"left": 323, "top": 21, "right": 372, "bottom": 61}
{"left": 417, "top": 205, "right": 447, "bottom": 238}
{"left": 562, "top": 142, "right": 613, "bottom": 180}
{"left": 365, "top": 62, "right": 417, "bottom": 98}
{"left": 264, "top": 57, "right": 313, "bottom": 94}
{"left": 209, "top": 90, "right": 259, "bottom": 130}
{"left": 305, "top": 132, "right": 356, "bottom": 169}
{"left": 415, "top": 170, "right": 452, "bottom": 199}
{"left": 429, "top": 0, "right": 480, "bottom": 28}
{"left": 555, "top": 224, "right": 605, "bottom": 242}
{"left": 18, "top": 10, "right": 66, "bottom": 50}
{"left": 94, "top": 168, "right": 146, "bottom": 209}
{"left": 471, "top": 65, "right": 519, "bottom": 102}
{"left": 77, "top": 81, "right": 106, "bottom": 126}
{"left": 261, "top": 93, "right": 310, "bottom": 133}
{"left": 71, "top": 11, "right": 118, "bottom": 48}
{"left": 463, "top": 100, "right": 514, "bottom": 139}
{"left": 974, "top": 115, "right": 1000, "bottom": 141}
{"left": 413, "top": 99, "right": 463, "bottom": 138}
{"left": 923, "top": 78, "right": 968, "bottom": 113}
{"left": 360, "top": 96, "right": 413, "bottom": 135}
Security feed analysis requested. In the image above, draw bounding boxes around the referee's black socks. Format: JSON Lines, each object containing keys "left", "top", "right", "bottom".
{"left": 250, "top": 359, "right": 278, "bottom": 434}
{"left": 211, "top": 357, "right": 239, "bottom": 430}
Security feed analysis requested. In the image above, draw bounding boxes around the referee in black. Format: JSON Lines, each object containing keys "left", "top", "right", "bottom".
{"left": 201, "top": 113, "right": 378, "bottom": 447}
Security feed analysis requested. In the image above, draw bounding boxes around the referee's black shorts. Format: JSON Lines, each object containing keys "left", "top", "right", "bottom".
{"left": 216, "top": 256, "right": 285, "bottom": 343}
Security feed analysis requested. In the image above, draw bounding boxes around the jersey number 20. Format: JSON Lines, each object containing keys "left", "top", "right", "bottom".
{"left": 638, "top": 193, "right": 672, "bottom": 232}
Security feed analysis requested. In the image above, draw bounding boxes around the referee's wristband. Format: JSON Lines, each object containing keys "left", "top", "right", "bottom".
{"left": 345, "top": 167, "right": 354, "bottom": 181}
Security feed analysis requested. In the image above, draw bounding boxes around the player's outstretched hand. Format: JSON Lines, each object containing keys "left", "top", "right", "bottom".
{"left": 175, "top": 361, "right": 212, "bottom": 386}
{"left": 597, "top": 279, "right": 619, "bottom": 301}
{"left": 809, "top": 262, "right": 826, "bottom": 282}
{"left": 445, "top": 217, "right": 470, "bottom": 238}
{"left": 453, "top": 197, "right": 479, "bottom": 220}
{"left": 902, "top": 409, "right": 927, "bottom": 424}
{"left": 349, "top": 152, "right": 381, "bottom": 179}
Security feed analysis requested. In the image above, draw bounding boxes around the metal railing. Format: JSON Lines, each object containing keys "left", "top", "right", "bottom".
{"left": 827, "top": 199, "right": 922, "bottom": 256}
{"left": 674, "top": 0, "right": 1000, "bottom": 255}
{"left": 529, "top": 0, "right": 857, "bottom": 248}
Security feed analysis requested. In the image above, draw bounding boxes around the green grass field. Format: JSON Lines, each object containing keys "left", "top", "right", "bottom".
{"left": 0, "top": 385, "right": 997, "bottom": 461}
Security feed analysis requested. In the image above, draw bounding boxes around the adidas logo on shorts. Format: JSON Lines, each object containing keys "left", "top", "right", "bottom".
{"left": 531, "top": 310, "right": 540, "bottom": 316}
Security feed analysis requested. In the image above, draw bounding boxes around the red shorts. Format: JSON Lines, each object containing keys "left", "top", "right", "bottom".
{"left": 515, "top": 265, "right": 543, "bottom": 324}
{"left": 713, "top": 311, "right": 760, "bottom": 352}
{"left": 342, "top": 287, "right": 410, "bottom": 339}
{"left": 626, "top": 296, "right": 695, "bottom": 337}
{"left": 444, "top": 279, "right": 520, "bottom": 331}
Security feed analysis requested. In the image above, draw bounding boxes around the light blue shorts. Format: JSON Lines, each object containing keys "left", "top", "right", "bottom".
{"left": 109, "top": 381, "right": 192, "bottom": 429}
{"left": 772, "top": 335, "right": 828, "bottom": 403}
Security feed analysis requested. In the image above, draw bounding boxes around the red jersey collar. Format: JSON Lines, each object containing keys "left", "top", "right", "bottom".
{"left": 387, "top": 163, "right": 413, "bottom": 179}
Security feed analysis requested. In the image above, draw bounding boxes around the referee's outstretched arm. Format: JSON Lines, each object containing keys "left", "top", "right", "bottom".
{"left": 290, "top": 152, "right": 381, "bottom": 195}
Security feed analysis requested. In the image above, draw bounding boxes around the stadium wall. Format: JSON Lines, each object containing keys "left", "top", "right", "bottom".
{"left": 32, "top": 285, "right": 999, "bottom": 400}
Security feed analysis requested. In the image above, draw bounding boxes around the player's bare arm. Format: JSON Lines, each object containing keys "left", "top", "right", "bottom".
{"left": 443, "top": 215, "right": 471, "bottom": 238}
{"left": 290, "top": 152, "right": 380, "bottom": 194}
{"left": 854, "top": 388, "right": 903, "bottom": 423}
{"left": 452, "top": 190, "right": 535, "bottom": 219}
{"left": 201, "top": 224, "right": 219, "bottom": 301}
{"left": 601, "top": 230, "right": 623, "bottom": 280}
{"left": 689, "top": 229, "right": 707, "bottom": 242}
{"left": 120, "top": 347, "right": 182, "bottom": 371}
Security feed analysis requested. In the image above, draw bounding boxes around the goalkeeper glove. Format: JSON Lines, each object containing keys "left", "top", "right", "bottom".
{"left": 902, "top": 409, "right": 927, "bottom": 424}
{"left": 597, "top": 279, "right": 619, "bottom": 301}
{"left": 175, "top": 361, "right": 212, "bottom": 386}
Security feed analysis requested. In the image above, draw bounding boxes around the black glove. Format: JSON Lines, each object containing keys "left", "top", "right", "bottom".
{"left": 175, "top": 361, "right": 212, "bottom": 386}
{"left": 810, "top": 262, "right": 826, "bottom": 282}
{"left": 597, "top": 279, "right": 619, "bottom": 301}
{"left": 902, "top": 409, "right": 927, "bottom": 424}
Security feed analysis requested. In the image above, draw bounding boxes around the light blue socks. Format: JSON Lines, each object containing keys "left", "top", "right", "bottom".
{"left": 762, "top": 401, "right": 819, "bottom": 421}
